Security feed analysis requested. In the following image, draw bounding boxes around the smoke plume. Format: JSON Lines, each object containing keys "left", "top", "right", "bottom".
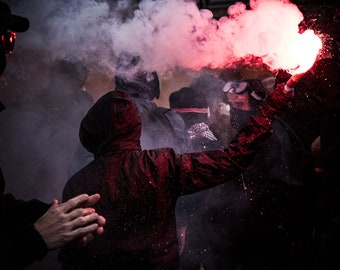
{"left": 11, "top": 0, "right": 319, "bottom": 76}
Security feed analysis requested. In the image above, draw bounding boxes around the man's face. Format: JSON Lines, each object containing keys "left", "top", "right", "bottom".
{"left": 227, "top": 91, "right": 252, "bottom": 111}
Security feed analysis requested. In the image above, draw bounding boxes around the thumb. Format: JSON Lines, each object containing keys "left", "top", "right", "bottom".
{"left": 50, "top": 199, "right": 59, "bottom": 209}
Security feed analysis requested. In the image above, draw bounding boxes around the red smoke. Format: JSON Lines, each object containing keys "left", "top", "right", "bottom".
{"left": 112, "top": 0, "right": 323, "bottom": 75}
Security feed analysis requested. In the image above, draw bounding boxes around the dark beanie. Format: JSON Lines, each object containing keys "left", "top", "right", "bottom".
{"left": 190, "top": 73, "right": 225, "bottom": 96}
{"left": 169, "top": 87, "right": 208, "bottom": 109}
{"left": 189, "top": 73, "right": 225, "bottom": 109}
{"left": 50, "top": 57, "right": 89, "bottom": 85}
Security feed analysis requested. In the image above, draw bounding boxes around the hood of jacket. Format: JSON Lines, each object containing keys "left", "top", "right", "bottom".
{"left": 79, "top": 90, "right": 141, "bottom": 156}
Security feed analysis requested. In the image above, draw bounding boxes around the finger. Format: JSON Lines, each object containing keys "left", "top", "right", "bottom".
{"left": 49, "top": 199, "right": 59, "bottom": 209}
{"left": 67, "top": 207, "right": 96, "bottom": 221}
{"left": 43, "top": 199, "right": 59, "bottom": 216}
{"left": 60, "top": 194, "right": 89, "bottom": 213}
{"left": 70, "top": 212, "right": 100, "bottom": 229}
{"left": 79, "top": 233, "right": 95, "bottom": 247}
{"left": 82, "top": 194, "right": 101, "bottom": 207}
{"left": 96, "top": 226, "right": 104, "bottom": 235}
{"left": 68, "top": 223, "right": 99, "bottom": 239}
{"left": 78, "top": 236, "right": 88, "bottom": 248}
{"left": 84, "top": 233, "right": 95, "bottom": 243}
{"left": 97, "top": 215, "right": 106, "bottom": 227}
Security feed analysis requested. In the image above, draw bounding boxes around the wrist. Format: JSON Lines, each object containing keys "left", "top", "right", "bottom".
{"left": 284, "top": 84, "right": 294, "bottom": 93}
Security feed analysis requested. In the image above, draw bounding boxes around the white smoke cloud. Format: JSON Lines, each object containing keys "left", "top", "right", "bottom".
{"left": 12, "top": 0, "right": 116, "bottom": 73}
{"left": 10, "top": 0, "right": 320, "bottom": 77}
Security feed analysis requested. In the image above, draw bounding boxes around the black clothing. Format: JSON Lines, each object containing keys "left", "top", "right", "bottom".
{"left": 59, "top": 86, "right": 292, "bottom": 269}
{"left": 0, "top": 174, "right": 49, "bottom": 269}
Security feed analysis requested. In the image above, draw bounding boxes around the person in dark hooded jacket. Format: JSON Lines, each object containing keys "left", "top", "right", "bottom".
{"left": 58, "top": 76, "right": 294, "bottom": 269}
{"left": 169, "top": 85, "right": 223, "bottom": 267}
{"left": 68, "top": 52, "right": 192, "bottom": 177}
{"left": 0, "top": 2, "right": 105, "bottom": 269}
{"left": 115, "top": 52, "right": 192, "bottom": 153}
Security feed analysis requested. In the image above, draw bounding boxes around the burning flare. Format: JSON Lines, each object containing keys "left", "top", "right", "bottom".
{"left": 287, "top": 29, "right": 323, "bottom": 74}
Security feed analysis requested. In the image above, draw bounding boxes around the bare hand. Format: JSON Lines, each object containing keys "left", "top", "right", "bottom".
{"left": 79, "top": 210, "right": 106, "bottom": 247}
{"left": 77, "top": 194, "right": 106, "bottom": 236}
{"left": 34, "top": 194, "right": 106, "bottom": 250}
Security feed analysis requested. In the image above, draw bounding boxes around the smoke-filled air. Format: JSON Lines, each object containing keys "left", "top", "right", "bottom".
{"left": 0, "top": 0, "right": 336, "bottom": 269}
{"left": 13, "top": 0, "right": 321, "bottom": 75}
{"left": 0, "top": 0, "right": 328, "bottom": 212}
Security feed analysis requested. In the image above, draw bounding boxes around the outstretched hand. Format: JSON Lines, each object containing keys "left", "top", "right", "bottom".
{"left": 34, "top": 194, "right": 106, "bottom": 250}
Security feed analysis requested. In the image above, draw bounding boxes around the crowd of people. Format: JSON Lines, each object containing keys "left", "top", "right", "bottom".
{"left": 0, "top": 0, "right": 339, "bottom": 270}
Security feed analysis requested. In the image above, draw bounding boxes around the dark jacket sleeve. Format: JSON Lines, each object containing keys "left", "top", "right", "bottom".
{"left": 0, "top": 224, "right": 48, "bottom": 269}
{"left": 0, "top": 193, "right": 49, "bottom": 269}
{"left": 176, "top": 84, "right": 293, "bottom": 194}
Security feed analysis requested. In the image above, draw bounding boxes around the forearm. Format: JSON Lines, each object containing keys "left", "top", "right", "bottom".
{"left": 225, "top": 83, "right": 294, "bottom": 169}
{"left": 178, "top": 84, "right": 294, "bottom": 194}
{"left": 0, "top": 193, "right": 50, "bottom": 223}
{"left": 0, "top": 194, "right": 50, "bottom": 268}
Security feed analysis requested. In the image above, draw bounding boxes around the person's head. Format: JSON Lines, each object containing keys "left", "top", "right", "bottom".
{"left": 169, "top": 86, "right": 209, "bottom": 127}
{"left": 49, "top": 57, "right": 89, "bottom": 89}
{"left": 190, "top": 73, "right": 225, "bottom": 112}
{"left": 79, "top": 90, "right": 141, "bottom": 157}
{"left": 222, "top": 79, "right": 266, "bottom": 131}
{"left": 0, "top": 1, "right": 29, "bottom": 76}
{"left": 114, "top": 51, "right": 160, "bottom": 100}
{"left": 223, "top": 79, "right": 266, "bottom": 110}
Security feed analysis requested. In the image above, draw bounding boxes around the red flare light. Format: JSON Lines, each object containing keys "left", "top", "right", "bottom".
{"left": 287, "top": 30, "right": 322, "bottom": 74}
